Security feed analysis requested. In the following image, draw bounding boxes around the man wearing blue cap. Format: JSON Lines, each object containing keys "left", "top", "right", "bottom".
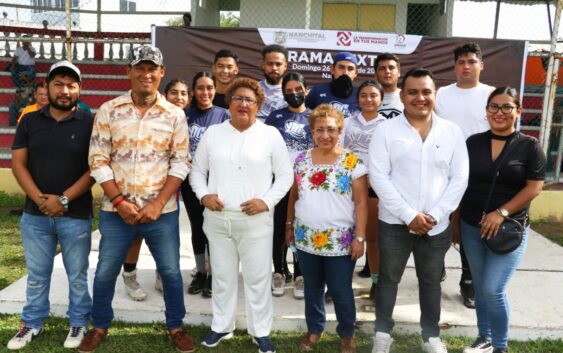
{"left": 305, "top": 51, "right": 359, "bottom": 120}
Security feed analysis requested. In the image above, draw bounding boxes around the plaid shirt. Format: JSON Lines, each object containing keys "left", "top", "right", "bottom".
{"left": 89, "top": 91, "right": 189, "bottom": 213}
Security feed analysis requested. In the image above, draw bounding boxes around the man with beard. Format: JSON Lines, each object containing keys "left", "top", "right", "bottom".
{"left": 212, "top": 49, "right": 239, "bottom": 108}
{"left": 305, "top": 51, "right": 359, "bottom": 120}
{"left": 80, "top": 45, "right": 192, "bottom": 353}
{"left": 369, "top": 68, "right": 468, "bottom": 353}
{"left": 257, "top": 44, "right": 288, "bottom": 122}
{"left": 9, "top": 61, "right": 94, "bottom": 350}
{"left": 374, "top": 53, "right": 404, "bottom": 120}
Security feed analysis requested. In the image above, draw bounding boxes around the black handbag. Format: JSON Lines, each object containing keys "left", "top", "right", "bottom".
{"left": 482, "top": 134, "right": 525, "bottom": 254}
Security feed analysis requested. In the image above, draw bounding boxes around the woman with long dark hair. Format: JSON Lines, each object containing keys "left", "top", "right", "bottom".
{"left": 461, "top": 87, "right": 545, "bottom": 353}
{"left": 182, "top": 71, "right": 230, "bottom": 298}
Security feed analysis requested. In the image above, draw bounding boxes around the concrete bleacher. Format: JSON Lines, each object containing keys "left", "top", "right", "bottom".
{"left": 1, "top": 204, "right": 562, "bottom": 341}
{"left": 0, "top": 57, "right": 130, "bottom": 167}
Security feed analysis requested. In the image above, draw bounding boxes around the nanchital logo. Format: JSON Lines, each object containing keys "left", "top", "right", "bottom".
{"left": 337, "top": 32, "right": 352, "bottom": 46}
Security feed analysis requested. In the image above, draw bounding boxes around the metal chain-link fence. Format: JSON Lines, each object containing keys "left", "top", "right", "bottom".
{"left": 0, "top": 0, "right": 561, "bottom": 180}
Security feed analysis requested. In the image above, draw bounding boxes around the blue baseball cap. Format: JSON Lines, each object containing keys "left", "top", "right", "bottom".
{"left": 333, "top": 52, "right": 358, "bottom": 66}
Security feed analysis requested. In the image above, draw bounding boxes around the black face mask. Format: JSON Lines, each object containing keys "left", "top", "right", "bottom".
{"left": 284, "top": 92, "right": 305, "bottom": 108}
{"left": 330, "top": 74, "right": 353, "bottom": 98}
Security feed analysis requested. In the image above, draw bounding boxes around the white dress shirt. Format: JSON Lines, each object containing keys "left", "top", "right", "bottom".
{"left": 368, "top": 113, "right": 469, "bottom": 235}
{"left": 189, "top": 120, "right": 293, "bottom": 212}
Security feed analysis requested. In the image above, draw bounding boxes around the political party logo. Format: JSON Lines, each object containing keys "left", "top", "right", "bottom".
{"left": 337, "top": 31, "right": 352, "bottom": 46}
{"left": 274, "top": 31, "right": 287, "bottom": 45}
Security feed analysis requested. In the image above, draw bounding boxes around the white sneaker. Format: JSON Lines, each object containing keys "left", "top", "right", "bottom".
{"left": 272, "top": 273, "right": 284, "bottom": 297}
{"left": 122, "top": 269, "right": 147, "bottom": 301}
{"left": 63, "top": 326, "right": 87, "bottom": 348}
{"left": 372, "top": 331, "right": 393, "bottom": 353}
{"left": 422, "top": 337, "right": 448, "bottom": 353}
{"left": 154, "top": 270, "right": 163, "bottom": 293}
{"left": 293, "top": 276, "right": 304, "bottom": 299}
{"left": 7, "top": 324, "right": 41, "bottom": 350}
{"left": 463, "top": 337, "right": 493, "bottom": 353}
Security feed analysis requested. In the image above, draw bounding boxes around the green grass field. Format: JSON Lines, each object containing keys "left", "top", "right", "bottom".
{"left": 0, "top": 191, "right": 562, "bottom": 352}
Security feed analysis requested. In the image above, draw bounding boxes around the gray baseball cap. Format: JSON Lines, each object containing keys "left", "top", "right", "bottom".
{"left": 48, "top": 60, "right": 81, "bottom": 82}
{"left": 130, "top": 45, "right": 164, "bottom": 66}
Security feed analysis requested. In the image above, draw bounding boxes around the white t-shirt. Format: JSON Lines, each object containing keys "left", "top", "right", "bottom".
{"left": 15, "top": 46, "right": 36, "bottom": 66}
{"left": 189, "top": 120, "right": 293, "bottom": 212}
{"left": 257, "top": 80, "right": 287, "bottom": 122}
{"left": 378, "top": 89, "right": 403, "bottom": 120}
{"left": 343, "top": 112, "right": 385, "bottom": 169}
{"left": 435, "top": 82, "right": 494, "bottom": 139}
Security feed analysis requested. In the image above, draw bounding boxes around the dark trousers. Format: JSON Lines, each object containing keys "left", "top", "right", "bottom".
{"left": 460, "top": 241, "right": 473, "bottom": 283}
{"left": 273, "top": 192, "right": 301, "bottom": 277}
{"left": 375, "top": 221, "right": 451, "bottom": 341}
{"left": 180, "top": 180, "right": 208, "bottom": 255}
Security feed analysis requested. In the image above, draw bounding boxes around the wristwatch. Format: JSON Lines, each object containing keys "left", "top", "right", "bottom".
{"left": 59, "top": 195, "right": 69, "bottom": 209}
{"left": 354, "top": 236, "right": 365, "bottom": 243}
{"left": 497, "top": 208, "right": 509, "bottom": 218}
{"left": 425, "top": 213, "right": 438, "bottom": 226}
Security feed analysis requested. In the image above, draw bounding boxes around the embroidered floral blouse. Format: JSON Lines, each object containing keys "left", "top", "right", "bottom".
{"left": 293, "top": 149, "right": 367, "bottom": 256}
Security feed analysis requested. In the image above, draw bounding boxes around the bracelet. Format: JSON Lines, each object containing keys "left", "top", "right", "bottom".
{"left": 109, "top": 193, "right": 122, "bottom": 202}
{"left": 112, "top": 195, "right": 125, "bottom": 208}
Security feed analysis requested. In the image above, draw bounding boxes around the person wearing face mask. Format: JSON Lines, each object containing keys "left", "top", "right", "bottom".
{"left": 257, "top": 44, "right": 288, "bottom": 123}
{"left": 305, "top": 52, "right": 360, "bottom": 120}
{"left": 265, "top": 72, "right": 314, "bottom": 300}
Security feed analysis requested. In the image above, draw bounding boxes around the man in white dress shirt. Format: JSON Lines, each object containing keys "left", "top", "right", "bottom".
{"left": 435, "top": 42, "right": 495, "bottom": 309}
{"left": 369, "top": 68, "right": 469, "bottom": 353}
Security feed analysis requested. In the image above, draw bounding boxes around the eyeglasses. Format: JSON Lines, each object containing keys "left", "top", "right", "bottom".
{"left": 313, "top": 127, "right": 340, "bottom": 135}
{"left": 231, "top": 95, "right": 257, "bottom": 105}
{"left": 486, "top": 104, "right": 518, "bottom": 114}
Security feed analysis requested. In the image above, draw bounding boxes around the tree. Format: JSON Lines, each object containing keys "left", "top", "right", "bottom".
{"left": 220, "top": 12, "right": 240, "bottom": 28}
{"left": 166, "top": 17, "right": 183, "bottom": 26}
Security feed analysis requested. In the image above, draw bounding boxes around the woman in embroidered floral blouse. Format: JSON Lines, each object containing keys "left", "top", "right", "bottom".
{"left": 285, "top": 104, "right": 368, "bottom": 353}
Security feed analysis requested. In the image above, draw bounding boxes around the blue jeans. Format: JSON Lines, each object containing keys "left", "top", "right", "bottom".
{"left": 20, "top": 213, "right": 92, "bottom": 329}
{"left": 461, "top": 220, "right": 528, "bottom": 349}
{"left": 375, "top": 221, "right": 451, "bottom": 341}
{"left": 11, "top": 64, "right": 36, "bottom": 88}
{"left": 92, "top": 211, "right": 185, "bottom": 329}
{"left": 297, "top": 249, "right": 356, "bottom": 337}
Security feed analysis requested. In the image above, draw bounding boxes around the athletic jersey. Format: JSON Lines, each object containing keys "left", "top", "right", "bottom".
{"left": 185, "top": 105, "right": 230, "bottom": 155}
{"left": 378, "top": 89, "right": 403, "bottom": 120}
{"left": 305, "top": 82, "right": 359, "bottom": 120}
{"left": 264, "top": 107, "right": 314, "bottom": 161}
{"left": 343, "top": 112, "right": 385, "bottom": 169}
{"left": 435, "top": 82, "right": 495, "bottom": 139}
{"left": 257, "top": 80, "right": 287, "bottom": 122}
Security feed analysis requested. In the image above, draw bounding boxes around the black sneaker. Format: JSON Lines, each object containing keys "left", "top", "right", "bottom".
{"left": 460, "top": 280, "right": 475, "bottom": 309}
{"left": 492, "top": 349, "right": 508, "bottom": 353}
{"left": 187, "top": 272, "right": 206, "bottom": 294}
{"left": 202, "top": 275, "right": 212, "bottom": 298}
{"left": 463, "top": 336, "right": 493, "bottom": 353}
{"left": 253, "top": 336, "right": 276, "bottom": 353}
{"left": 201, "top": 330, "right": 233, "bottom": 347}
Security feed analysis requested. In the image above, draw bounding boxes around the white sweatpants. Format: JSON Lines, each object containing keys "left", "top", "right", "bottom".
{"left": 202, "top": 209, "right": 274, "bottom": 337}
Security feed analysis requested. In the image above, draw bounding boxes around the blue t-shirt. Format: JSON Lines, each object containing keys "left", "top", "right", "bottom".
{"left": 185, "top": 105, "right": 230, "bottom": 154}
{"left": 264, "top": 107, "right": 314, "bottom": 160}
{"left": 305, "top": 82, "right": 359, "bottom": 120}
